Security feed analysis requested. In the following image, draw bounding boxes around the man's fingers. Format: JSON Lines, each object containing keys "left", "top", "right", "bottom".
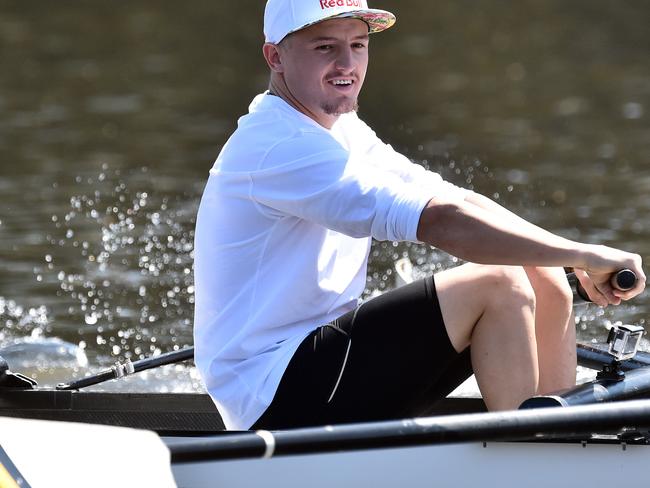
{"left": 613, "top": 280, "right": 646, "bottom": 301}
{"left": 593, "top": 286, "right": 616, "bottom": 307}
{"left": 575, "top": 269, "right": 609, "bottom": 307}
{"left": 577, "top": 263, "right": 646, "bottom": 307}
{"left": 602, "top": 290, "right": 622, "bottom": 306}
{"left": 594, "top": 281, "right": 624, "bottom": 306}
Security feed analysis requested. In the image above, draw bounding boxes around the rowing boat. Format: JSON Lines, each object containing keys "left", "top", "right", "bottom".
{"left": 2, "top": 337, "right": 650, "bottom": 487}
{"left": 1, "top": 273, "right": 648, "bottom": 487}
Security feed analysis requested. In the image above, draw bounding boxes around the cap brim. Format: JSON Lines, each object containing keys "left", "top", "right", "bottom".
{"left": 284, "top": 9, "right": 396, "bottom": 41}
{"left": 333, "top": 9, "right": 396, "bottom": 34}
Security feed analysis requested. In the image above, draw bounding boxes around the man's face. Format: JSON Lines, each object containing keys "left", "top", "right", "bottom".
{"left": 276, "top": 18, "right": 369, "bottom": 127}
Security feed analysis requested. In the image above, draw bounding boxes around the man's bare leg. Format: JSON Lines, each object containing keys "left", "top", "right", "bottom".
{"left": 524, "top": 266, "right": 576, "bottom": 394}
{"left": 435, "top": 263, "right": 538, "bottom": 410}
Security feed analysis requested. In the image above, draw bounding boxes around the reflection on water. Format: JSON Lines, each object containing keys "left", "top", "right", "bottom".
{"left": 0, "top": 1, "right": 649, "bottom": 388}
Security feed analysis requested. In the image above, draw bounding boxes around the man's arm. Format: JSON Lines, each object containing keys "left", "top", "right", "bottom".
{"left": 416, "top": 193, "right": 646, "bottom": 304}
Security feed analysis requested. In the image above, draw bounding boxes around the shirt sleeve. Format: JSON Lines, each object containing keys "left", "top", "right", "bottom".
{"left": 249, "top": 130, "right": 468, "bottom": 242}
{"left": 351, "top": 116, "right": 471, "bottom": 204}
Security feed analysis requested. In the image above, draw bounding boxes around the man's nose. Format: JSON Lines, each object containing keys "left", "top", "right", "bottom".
{"left": 334, "top": 47, "right": 354, "bottom": 72}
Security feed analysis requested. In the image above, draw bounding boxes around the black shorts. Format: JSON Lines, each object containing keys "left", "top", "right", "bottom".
{"left": 252, "top": 275, "right": 473, "bottom": 430}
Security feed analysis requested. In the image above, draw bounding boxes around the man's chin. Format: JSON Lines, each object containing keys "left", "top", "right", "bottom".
{"left": 322, "top": 98, "right": 359, "bottom": 116}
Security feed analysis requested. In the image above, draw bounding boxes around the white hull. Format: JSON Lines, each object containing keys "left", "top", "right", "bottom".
{"left": 172, "top": 440, "right": 645, "bottom": 488}
{"left": 0, "top": 417, "right": 177, "bottom": 488}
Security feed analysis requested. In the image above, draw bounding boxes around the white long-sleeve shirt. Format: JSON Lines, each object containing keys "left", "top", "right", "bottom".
{"left": 193, "top": 93, "right": 469, "bottom": 429}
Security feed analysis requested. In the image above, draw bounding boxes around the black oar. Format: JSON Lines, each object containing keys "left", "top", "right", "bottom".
{"left": 56, "top": 346, "right": 194, "bottom": 390}
{"left": 169, "top": 399, "right": 650, "bottom": 462}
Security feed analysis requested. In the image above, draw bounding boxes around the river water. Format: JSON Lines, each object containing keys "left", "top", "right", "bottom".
{"left": 0, "top": 1, "right": 649, "bottom": 390}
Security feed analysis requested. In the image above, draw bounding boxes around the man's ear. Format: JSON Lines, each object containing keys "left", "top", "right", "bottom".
{"left": 262, "top": 43, "right": 284, "bottom": 73}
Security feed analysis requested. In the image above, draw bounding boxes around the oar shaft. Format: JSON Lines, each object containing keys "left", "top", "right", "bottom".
{"left": 56, "top": 347, "right": 194, "bottom": 390}
{"left": 132, "top": 347, "right": 194, "bottom": 373}
{"left": 170, "top": 399, "right": 650, "bottom": 463}
{"left": 57, "top": 369, "right": 116, "bottom": 390}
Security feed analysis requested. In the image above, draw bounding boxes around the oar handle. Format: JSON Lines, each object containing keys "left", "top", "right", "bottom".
{"left": 612, "top": 269, "right": 637, "bottom": 291}
{"left": 568, "top": 269, "right": 637, "bottom": 303}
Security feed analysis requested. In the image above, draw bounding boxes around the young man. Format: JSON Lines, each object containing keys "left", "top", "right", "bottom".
{"left": 193, "top": 0, "right": 645, "bottom": 430}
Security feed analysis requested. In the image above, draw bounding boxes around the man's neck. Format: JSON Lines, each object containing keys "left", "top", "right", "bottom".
{"left": 267, "top": 81, "right": 338, "bottom": 129}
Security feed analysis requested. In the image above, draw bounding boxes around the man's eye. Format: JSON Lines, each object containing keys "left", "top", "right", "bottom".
{"left": 316, "top": 45, "right": 333, "bottom": 51}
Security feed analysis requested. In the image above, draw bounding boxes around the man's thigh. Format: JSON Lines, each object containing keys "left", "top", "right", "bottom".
{"left": 254, "top": 275, "right": 473, "bottom": 430}
{"left": 336, "top": 272, "right": 479, "bottom": 417}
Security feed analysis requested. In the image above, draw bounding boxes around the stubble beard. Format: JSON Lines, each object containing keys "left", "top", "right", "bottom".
{"left": 321, "top": 97, "right": 359, "bottom": 117}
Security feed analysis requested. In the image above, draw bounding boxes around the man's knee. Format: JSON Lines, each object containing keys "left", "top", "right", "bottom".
{"left": 435, "top": 264, "right": 536, "bottom": 351}
{"left": 485, "top": 266, "right": 537, "bottom": 313}
{"left": 526, "top": 267, "right": 573, "bottom": 313}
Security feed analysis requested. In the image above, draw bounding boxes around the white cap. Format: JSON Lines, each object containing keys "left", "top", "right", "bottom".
{"left": 264, "top": 0, "right": 396, "bottom": 44}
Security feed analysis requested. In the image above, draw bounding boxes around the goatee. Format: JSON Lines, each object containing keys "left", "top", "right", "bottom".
{"left": 322, "top": 98, "right": 359, "bottom": 116}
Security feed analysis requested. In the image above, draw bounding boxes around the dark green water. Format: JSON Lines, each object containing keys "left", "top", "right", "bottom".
{"left": 1, "top": 1, "right": 649, "bottom": 387}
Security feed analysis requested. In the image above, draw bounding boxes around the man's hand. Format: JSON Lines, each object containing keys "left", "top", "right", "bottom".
{"left": 575, "top": 246, "right": 646, "bottom": 307}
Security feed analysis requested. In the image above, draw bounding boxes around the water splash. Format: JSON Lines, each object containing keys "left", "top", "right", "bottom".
{"left": 0, "top": 297, "right": 49, "bottom": 338}
{"left": 41, "top": 164, "right": 197, "bottom": 370}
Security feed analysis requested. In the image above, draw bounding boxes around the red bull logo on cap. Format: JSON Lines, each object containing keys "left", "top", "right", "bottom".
{"left": 320, "top": 0, "right": 364, "bottom": 9}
